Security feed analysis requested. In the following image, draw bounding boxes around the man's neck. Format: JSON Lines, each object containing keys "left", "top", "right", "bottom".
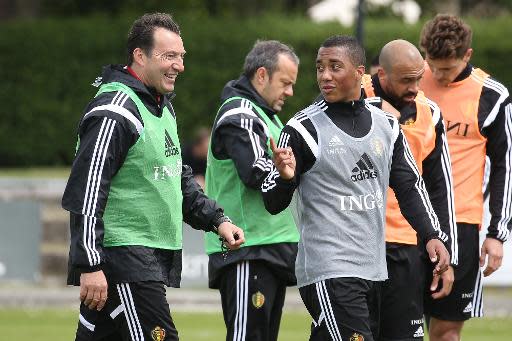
{"left": 126, "top": 66, "right": 142, "bottom": 82}
{"left": 452, "top": 63, "right": 472, "bottom": 83}
{"left": 126, "top": 66, "right": 161, "bottom": 104}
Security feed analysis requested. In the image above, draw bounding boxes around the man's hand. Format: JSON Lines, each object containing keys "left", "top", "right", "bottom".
{"left": 480, "top": 237, "right": 503, "bottom": 277}
{"left": 217, "top": 221, "right": 245, "bottom": 250}
{"left": 430, "top": 265, "right": 454, "bottom": 299}
{"left": 270, "top": 137, "right": 295, "bottom": 180}
{"left": 425, "top": 238, "right": 450, "bottom": 275}
{"left": 80, "top": 270, "right": 108, "bottom": 311}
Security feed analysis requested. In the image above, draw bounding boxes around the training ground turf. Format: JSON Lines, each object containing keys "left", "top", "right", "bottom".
{"left": 0, "top": 309, "right": 511, "bottom": 340}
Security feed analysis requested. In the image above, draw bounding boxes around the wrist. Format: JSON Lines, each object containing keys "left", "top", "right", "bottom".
{"left": 423, "top": 233, "right": 440, "bottom": 245}
{"left": 211, "top": 214, "right": 232, "bottom": 235}
{"left": 485, "top": 233, "right": 505, "bottom": 243}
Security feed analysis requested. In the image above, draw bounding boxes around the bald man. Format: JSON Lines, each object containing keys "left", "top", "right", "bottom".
{"left": 362, "top": 40, "right": 458, "bottom": 341}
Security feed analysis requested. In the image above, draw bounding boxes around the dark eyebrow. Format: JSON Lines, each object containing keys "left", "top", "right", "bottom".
{"left": 316, "top": 58, "right": 343, "bottom": 63}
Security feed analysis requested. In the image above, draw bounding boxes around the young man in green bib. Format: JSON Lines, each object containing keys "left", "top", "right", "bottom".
{"left": 204, "top": 40, "right": 300, "bottom": 341}
{"left": 62, "top": 13, "right": 244, "bottom": 341}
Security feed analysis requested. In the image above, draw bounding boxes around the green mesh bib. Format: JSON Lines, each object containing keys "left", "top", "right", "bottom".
{"left": 205, "top": 97, "right": 299, "bottom": 254}
{"left": 97, "top": 82, "right": 183, "bottom": 249}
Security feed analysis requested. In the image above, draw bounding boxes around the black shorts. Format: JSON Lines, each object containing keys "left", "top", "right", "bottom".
{"left": 218, "top": 260, "right": 288, "bottom": 341}
{"left": 299, "top": 277, "right": 380, "bottom": 341}
{"left": 75, "top": 281, "right": 178, "bottom": 341}
{"left": 424, "top": 223, "right": 483, "bottom": 321}
{"left": 379, "top": 243, "right": 426, "bottom": 341}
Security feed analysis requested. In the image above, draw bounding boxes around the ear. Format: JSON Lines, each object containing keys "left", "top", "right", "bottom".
{"left": 463, "top": 48, "right": 473, "bottom": 63}
{"left": 377, "top": 67, "right": 385, "bottom": 79}
{"left": 254, "top": 66, "right": 269, "bottom": 85}
{"left": 377, "top": 67, "right": 387, "bottom": 83}
{"left": 355, "top": 65, "right": 365, "bottom": 79}
{"left": 132, "top": 47, "right": 146, "bottom": 67}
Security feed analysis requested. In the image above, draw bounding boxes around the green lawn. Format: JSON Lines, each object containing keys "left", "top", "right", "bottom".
{"left": 0, "top": 309, "right": 510, "bottom": 340}
{"left": 0, "top": 167, "right": 70, "bottom": 178}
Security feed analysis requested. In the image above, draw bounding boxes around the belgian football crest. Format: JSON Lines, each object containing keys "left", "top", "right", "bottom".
{"left": 350, "top": 332, "right": 364, "bottom": 341}
{"left": 252, "top": 291, "right": 265, "bottom": 309}
{"left": 371, "top": 138, "right": 383, "bottom": 157}
{"left": 151, "top": 326, "right": 166, "bottom": 341}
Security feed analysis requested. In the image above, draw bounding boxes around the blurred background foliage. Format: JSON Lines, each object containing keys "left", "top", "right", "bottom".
{"left": 0, "top": 0, "right": 511, "bottom": 166}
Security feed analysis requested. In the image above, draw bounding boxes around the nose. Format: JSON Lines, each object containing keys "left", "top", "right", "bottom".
{"left": 319, "top": 69, "right": 332, "bottom": 82}
{"left": 409, "top": 81, "right": 419, "bottom": 94}
{"left": 284, "top": 85, "right": 294, "bottom": 97}
{"left": 173, "top": 59, "right": 184, "bottom": 73}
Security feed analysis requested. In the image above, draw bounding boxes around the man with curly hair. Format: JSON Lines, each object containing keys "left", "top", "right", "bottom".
{"left": 420, "top": 14, "right": 512, "bottom": 341}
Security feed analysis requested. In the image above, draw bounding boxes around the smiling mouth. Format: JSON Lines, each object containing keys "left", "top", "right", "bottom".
{"left": 164, "top": 73, "right": 177, "bottom": 81}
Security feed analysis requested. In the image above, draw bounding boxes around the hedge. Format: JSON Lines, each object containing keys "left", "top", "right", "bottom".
{"left": 1, "top": 13, "right": 510, "bottom": 166}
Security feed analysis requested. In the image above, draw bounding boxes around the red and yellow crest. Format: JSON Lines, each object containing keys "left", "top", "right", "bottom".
{"left": 151, "top": 326, "right": 166, "bottom": 341}
{"left": 350, "top": 333, "right": 364, "bottom": 341}
{"left": 252, "top": 291, "right": 265, "bottom": 309}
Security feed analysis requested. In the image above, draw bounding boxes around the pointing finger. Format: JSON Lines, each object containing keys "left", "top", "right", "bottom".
{"left": 270, "top": 137, "right": 277, "bottom": 153}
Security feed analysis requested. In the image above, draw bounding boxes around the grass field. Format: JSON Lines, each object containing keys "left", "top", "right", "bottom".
{"left": 0, "top": 308, "right": 510, "bottom": 340}
{"left": 0, "top": 167, "right": 70, "bottom": 178}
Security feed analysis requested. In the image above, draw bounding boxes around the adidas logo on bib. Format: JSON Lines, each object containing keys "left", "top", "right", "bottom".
{"left": 329, "top": 135, "right": 344, "bottom": 147}
{"left": 413, "top": 326, "right": 424, "bottom": 338}
{"left": 351, "top": 153, "right": 378, "bottom": 182}
{"left": 327, "top": 135, "right": 346, "bottom": 155}
{"left": 164, "top": 130, "right": 180, "bottom": 157}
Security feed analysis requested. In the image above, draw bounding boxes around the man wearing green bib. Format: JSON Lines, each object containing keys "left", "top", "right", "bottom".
{"left": 205, "top": 40, "right": 300, "bottom": 341}
{"left": 62, "top": 13, "right": 244, "bottom": 341}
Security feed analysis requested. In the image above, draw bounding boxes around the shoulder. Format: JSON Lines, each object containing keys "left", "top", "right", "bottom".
{"left": 479, "top": 71, "right": 509, "bottom": 99}
{"left": 473, "top": 68, "right": 509, "bottom": 107}
{"left": 217, "top": 98, "right": 260, "bottom": 120}
{"left": 366, "top": 103, "right": 398, "bottom": 128}
{"left": 81, "top": 89, "right": 143, "bottom": 136}
{"left": 481, "top": 75, "right": 510, "bottom": 106}
{"left": 213, "top": 97, "right": 269, "bottom": 136}
{"left": 286, "top": 105, "right": 319, "bottom": 138}
{"left": 475, "top": 70, "right": 510, "bottom": 128}
{"left": 364, "top": 96, "right": 383, "bottom": 107}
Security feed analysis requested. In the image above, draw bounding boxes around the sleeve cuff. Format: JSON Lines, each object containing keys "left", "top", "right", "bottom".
{"left": 210, "top": 210, "right": 232, "bottom": 234}
{"left": 276, "top": 175, "right": 297, "bottom": 187}
{"left": 76, "top": 264, "right": 104, "bottom": 273}
{"left": 485, "top": 233, "right": 506, "bottom": 243}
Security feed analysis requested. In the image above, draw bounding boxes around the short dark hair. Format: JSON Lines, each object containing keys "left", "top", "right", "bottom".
{"left": 420, "top": 14, "right": 472, "bottom": 59}
{"left": 320, "top": 35, "right": 366, "bottom": 67}
{"left": 243, "top": 40, "right": 299, "bottom": 80}
{"left": 127, "top": 13, "right": 181, "bottom": 65}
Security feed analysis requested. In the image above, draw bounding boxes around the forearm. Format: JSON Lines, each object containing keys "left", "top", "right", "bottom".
{"left": 485, "top": 100, "right": 512, "bottom": 242}
{"left": 261, "top": 168, "right": 298, "bottom": 214}
{"left": 390, "top": 131, "right": 448, "bottom": 243}
{"left": 423, "top": 123, "right": 458, "bottom": 264}
{"left": 68, "top": 212, "right": 105, "bottom": 271}
{"left": 181, "top": 165, "right": 226, "bottom": 231}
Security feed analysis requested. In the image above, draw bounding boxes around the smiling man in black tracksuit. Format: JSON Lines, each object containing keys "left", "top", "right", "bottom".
{"left": 62, "top": 13, "right": 244, "bottom": 341}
